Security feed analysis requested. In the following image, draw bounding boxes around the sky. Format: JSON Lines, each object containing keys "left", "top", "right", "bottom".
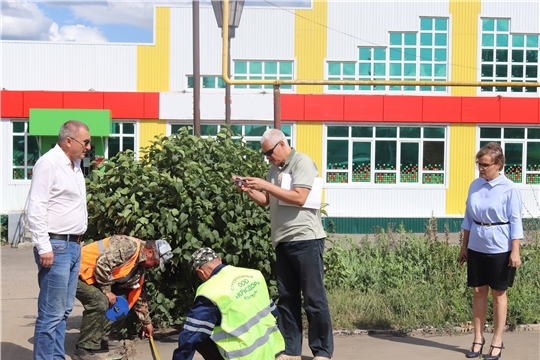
{"left": 1, "top": 0, "right": 310, "bottom": 43}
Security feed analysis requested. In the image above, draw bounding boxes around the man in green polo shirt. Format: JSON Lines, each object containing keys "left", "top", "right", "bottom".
{"left": 234, "top": 129, "right": 334, "bottom": 360}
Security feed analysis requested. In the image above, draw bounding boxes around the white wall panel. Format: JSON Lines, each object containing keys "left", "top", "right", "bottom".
{"left": 160, "top": 92, "right": 272, "bottom": 120}
{"left": 520, "top": 187, "right": 540, "bottom": 217}
{"left": 0, "top": 119, "right": 32, "bottom": 213}
{"left": 481, "top": 1, "right": 540, "bottom": 33}
{"left": 327, "top": 1, "right": 450, "bottom": 61}
{"left": 169, "top": 6, "right": 295, "bottom": 92}
{"left": 324, "top": 187, "right": 447, "bottom": 217}
{"left": 1, "top": 42, "right": 137, "bottom": 91}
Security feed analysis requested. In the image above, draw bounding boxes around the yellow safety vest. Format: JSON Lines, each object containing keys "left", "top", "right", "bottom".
{"left": 196, "top": 266, "right": 285, "bottom": 360}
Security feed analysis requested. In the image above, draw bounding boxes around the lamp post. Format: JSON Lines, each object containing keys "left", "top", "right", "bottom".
{"left": 211, "top": 0, "right": 244, "bottom": 125}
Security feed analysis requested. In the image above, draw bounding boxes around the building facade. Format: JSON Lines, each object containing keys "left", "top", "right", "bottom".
{"left": 2, "top": 0, "right": 539, "bottom": 234}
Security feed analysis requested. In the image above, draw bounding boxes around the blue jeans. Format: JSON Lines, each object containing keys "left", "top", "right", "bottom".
{"left": 275, "top": 239, "right": 334, "bottom": 358}
{"left": 33, "top": 240, "right": 81, "bottom": 360}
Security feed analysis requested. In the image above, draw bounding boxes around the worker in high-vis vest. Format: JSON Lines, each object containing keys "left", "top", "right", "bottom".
{"left": 172, "top": 247, "right": 285, "bottom": 360}
{"left": 73, "top": 235, "right": 173, "bottom": 360}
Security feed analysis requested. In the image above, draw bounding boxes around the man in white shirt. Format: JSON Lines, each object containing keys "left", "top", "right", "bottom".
{"left": 27, "top": 120, "right": 90, "bottom": 360}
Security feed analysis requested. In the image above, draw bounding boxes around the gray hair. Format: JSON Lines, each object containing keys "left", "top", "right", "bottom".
{"left": 261, "top": 128, "right": 289, "bottom": 147}
{"left": 58, "top": 120, "right": 89, "bottom": 142}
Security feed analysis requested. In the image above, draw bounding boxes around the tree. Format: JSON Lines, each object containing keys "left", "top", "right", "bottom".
{"left": 85, "top": 127, "right": 273, "bottom": 327}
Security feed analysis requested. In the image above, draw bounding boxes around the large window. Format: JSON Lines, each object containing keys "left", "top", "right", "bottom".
{"left": 233, "top": 61, "right": 293, "bottom": 90}
{"left": 480, "top": 18, "right": 538, "bottom": 93}
{"left": 328, "top": 17, "right": 448, "bottom": 93}
{"left": 108, "top": 122, "right": 136, "bottom": 158}
{"left": 479, "top": 127, "right": 540, "bottom": 184}
{"left": 187, "top": 75, "right": 226, "bottom": 89}
{"left": 12, "top": 121, "right": 40, "bottom": 180}
{"left": 325, "top": 125, "right": 447, "bottom": 185}
{"left": 170, "top": 123, "right": 293, "bottom": 151}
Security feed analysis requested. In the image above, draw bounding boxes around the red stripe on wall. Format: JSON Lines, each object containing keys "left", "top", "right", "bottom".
{"left": 23, "top": 91, "right": 64, "bottom": 117}
{"left": 1, "top": 90, "right": 160, "bottom": 119}
{"left": 1, "top": 91, "right": 24, "bottom": 117}
{"left": 64, "top": 92, "right": 105, "bottom": 109}
{"left": 144, "top": 92, "right": 160, "bottom": 119}
{"left": 304, "top": 95, "right": 343, "bottom": 121}
{"left": 281, "top": 94, "right": 305, "bottom": 121}
{"left": 343, "top": 95, "right": 383, "bottom": 121}
{"left": 423, "top": 97, "right": 461, "bottom": 123}
{"left": 383, "top": 96, "right": 423, "bottom": 122}
{"left": 462, "top": 97, "right": 500, "bottom": 123}
{"left": 500, "top": 98, "right": 539, "bottom": 124}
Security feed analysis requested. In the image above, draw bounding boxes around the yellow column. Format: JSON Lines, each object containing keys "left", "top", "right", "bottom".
{"left": 136, "top": 6, "right": 170, "bottom": 149}
{"left": 294, "top": 0, "right": 327, "bottom": 95}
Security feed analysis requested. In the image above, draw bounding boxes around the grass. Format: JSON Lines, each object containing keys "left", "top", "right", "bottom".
{"left": 324, "top": 222, "right": 540, "bottom": 333}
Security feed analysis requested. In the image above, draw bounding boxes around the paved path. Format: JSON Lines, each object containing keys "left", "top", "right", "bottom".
{"left": 2, "top": 244, "right": 539, "bottom": 360}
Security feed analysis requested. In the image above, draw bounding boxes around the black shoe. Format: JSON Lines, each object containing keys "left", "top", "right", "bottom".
{"left": 73, "top": 347, "right": 103, "bottom": 360}
{"left": 465, "top": 337, "right": 485, "bottom": 358}
{"left": 484, "top": 343, "right": 504, "bottom": 360}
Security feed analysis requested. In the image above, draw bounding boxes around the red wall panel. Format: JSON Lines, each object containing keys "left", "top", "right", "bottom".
{"left": 383, "top": 96, "right": 423, "bottom": 122}
{"left": 1, "top": 91, "right": 24, "bottom": 117}
{"left": 104, "top": 92, "right": 145, "bottom": 118}
{"left": 281, "top": 94, "right": 305, "bottom": 120}
{"left": 23, "top": 91, "right": 64, "bottom": 117}
{"left": 462, "top": 97, "right": 500, "bottom": 123}
{"left": 304, "top": 95, "right": 343, "bottom": 121}
{"left": 500, "top": 98, "right": 539, "bottom": 124}
{"left": 423, "top": 96, "right": 462, "bottom": 123}
{"left": 64, "top": 92, "right": 104, "bottom": 109}
{"left": 343, "top": 95, "right": 384, "bottom": 121}
{"left": 143, "top": 92, "right": 160, "bottom": 119}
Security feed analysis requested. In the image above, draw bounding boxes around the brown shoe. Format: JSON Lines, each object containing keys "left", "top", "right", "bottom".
{"left": 276, "top": 354, "right": 301, "bottom": 360}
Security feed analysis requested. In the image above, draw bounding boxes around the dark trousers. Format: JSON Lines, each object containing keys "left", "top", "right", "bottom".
{"left": 275, "top": 239, "right": 334, "bottom": 358}
{"left": 75, "top": 279, "right": 115, "bottom": 350}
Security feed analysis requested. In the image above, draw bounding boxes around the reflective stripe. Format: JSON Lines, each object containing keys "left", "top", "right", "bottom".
{"left": 97, "top": 240, "right": 105, "bottom": 254}
{"left": 186, "top": 316, "right": 215, "bottom": 330}
{"left": 216, "top": 325, "right": 280, "bottom": 359}
{"left": 212, "top": 305, "right": 272, "bottom": 342}
{"left": 183, "top": 324, "right": 213, "bottom": 336}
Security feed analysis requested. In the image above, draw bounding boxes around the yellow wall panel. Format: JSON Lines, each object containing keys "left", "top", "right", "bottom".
{"left": 295, "top": 122, "right": 323, "bottom": 173}
{"left": 294, "top": 0, "right": 327, "bottom": 94}
{"left": 139, "top": 120, "right": 166, "bottom": 150}
{"left": 447, "top": 123, "right": 476, "bottom": 215}
{"left": 449, "top": 0, "right": 480, "bottom": 96}
{"left": 137, "top": 7, "right": 170, "bottom": 92}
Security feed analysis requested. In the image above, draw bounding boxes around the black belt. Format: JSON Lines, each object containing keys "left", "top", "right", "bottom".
{"left": 48, "top": 233, "right": 83, "bottom": 243}
{"left": 473, "top": 220, "right": 509, "bottom": 227}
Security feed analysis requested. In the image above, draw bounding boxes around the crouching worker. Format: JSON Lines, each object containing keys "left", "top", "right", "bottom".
{"left": 73, "top": 235, "right": 173, "bottom": 360}
{"left": 172, "top": 247, "right": 285, "bottom": 360}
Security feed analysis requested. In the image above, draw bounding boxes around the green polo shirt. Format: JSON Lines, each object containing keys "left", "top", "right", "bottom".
{"left": 266, "top": 149, "right": 326, "bottom": 247}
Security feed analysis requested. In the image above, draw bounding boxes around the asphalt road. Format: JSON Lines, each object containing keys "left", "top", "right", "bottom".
{"left": 1, "top": 244, "right": 539, "bottom": 360}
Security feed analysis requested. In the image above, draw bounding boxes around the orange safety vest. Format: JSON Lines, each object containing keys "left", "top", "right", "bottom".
{"left": 79, "top": 237, "right": 144, "bottom": 308}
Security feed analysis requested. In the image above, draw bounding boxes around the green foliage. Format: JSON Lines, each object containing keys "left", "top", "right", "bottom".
{"left": 85, "top": 127, "right": 273, "bottom": 328}
{"left": 325, "top": 230, "right": 540, "bottom": 331}
{"left": 0, "top": 215, "right": 7, "bottom": 244}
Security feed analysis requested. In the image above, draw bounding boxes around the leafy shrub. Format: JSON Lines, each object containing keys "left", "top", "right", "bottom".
{"left": 85, "top": 127, "right": 272, "bottom": 328}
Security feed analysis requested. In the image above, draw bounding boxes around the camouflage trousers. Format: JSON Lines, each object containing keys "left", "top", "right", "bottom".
{"left": 75, "top": 279, "right": 115, "bottom": 350}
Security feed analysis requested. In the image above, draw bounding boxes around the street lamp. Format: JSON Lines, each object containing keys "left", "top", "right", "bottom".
{"left": 211, "top": 0, "right": 244, "bottom": 125}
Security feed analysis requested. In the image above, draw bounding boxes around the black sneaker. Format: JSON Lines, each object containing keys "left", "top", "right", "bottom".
{"left": 73, "top": 347, "right": 103, "bottom": 360}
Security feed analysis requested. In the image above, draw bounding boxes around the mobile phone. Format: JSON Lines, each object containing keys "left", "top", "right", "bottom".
{"left": 235, "top": 177, "right": 244, "bottom": 186}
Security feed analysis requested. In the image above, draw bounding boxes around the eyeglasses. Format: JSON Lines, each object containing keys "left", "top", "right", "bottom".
{"left": 69, "top": 136, "right": 91, "bottom": 147}
{"left": 476, "top": 162, "right": 495, "bottom": 169}
{"left": 263, "top": 142, "right": 280, "bottom": 157}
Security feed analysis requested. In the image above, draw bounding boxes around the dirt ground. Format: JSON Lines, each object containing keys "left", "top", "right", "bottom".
{"left": 2, "top": 242, "right": 539, "bottom": 360}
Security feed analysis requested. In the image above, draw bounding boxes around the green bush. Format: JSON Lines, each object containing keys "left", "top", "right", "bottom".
{"left": 85, "top": 127, "right": 272, "bottom": 328}
{"left": 325, "top": 230, "right": 540, "bottom": 331}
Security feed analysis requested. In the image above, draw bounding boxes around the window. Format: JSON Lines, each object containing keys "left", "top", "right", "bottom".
{"left": 170, "top": 123, "right": 293, "bottom": 151}
{"left": 12, "top": 121, "right": 40, "bottom": 180}
{"left": 108, "top": 122, "right": 136, "bottom": 158}
{"left": 325, "top": 125, "right": 447, "bottom": 185}
{"left": 328, "top": 17, "right": 448, "bottom": 93}
{"left": 479, "top": 127, "right": 540, "bottom": 184}
{"left": 480, "top": 18, "right": 538, "bottom": 93}
{"left": 187, "top": 75, "right": 226, "bottom": 89}
{"left": 234, "top": 61, "right": 293, "bottom": 90}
